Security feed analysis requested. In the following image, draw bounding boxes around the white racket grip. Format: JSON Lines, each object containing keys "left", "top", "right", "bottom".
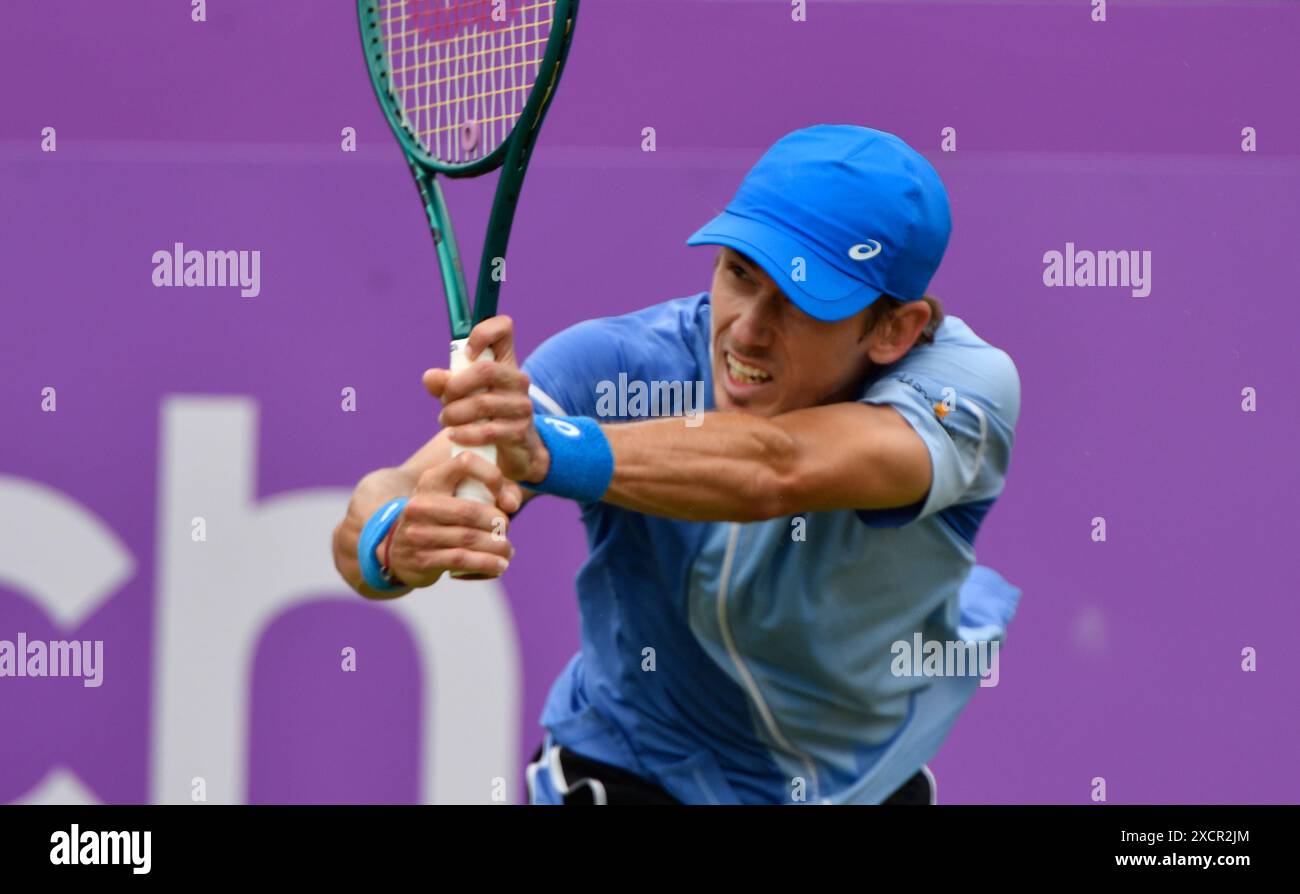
{"left": 449, "top": 338, "right": 497, "bottom": 505}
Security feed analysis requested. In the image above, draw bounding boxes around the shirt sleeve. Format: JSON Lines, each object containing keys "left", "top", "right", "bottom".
{"left": 521, "top": 318, "right": 627, "bottom": 418}
{"left": 857, "top": 351, "right": 1019, "bottom": 529}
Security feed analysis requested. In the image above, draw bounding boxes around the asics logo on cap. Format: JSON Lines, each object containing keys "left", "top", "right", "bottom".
{"left": 848, "top": 240, "right": 882, "bottom": 261}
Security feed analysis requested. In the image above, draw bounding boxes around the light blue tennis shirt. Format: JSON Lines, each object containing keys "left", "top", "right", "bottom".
{"left": 522, "top": 292, "right": 1022, "bottom": 804}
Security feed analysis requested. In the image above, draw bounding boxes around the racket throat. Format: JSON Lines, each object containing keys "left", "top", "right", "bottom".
{"left": 414, "top": 170, "right": 473, "bottom": 338}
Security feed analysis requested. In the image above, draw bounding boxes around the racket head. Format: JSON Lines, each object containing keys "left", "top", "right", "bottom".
{"left": 359, "top": 0, "right": 576, "bottom": 177}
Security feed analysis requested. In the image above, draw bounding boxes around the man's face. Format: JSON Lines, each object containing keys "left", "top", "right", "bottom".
{"left": 709, "top": 248, "right": 875, "bottom": 416}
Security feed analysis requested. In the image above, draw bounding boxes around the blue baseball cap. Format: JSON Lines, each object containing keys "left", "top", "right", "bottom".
{"left": 687, "top": 125, "right": 952, "bottom": 322}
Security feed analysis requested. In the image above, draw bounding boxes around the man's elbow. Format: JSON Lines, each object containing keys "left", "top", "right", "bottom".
{"left": 741, "top": 425, "right": 803, "bottom": 521}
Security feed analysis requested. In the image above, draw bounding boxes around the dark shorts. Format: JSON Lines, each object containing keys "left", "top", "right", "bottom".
{"left": 528, "top": 743, "right": 935, "bottom": 805}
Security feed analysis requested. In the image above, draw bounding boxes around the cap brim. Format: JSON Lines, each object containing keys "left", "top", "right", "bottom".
{"left": 686, "top": 211, "right": 882, "bottom": 322}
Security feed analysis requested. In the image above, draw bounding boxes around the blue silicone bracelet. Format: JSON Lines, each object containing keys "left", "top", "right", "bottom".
{"left": 528, "top": 415, "right": 614, "bottom": 503}
{"left": 359, "top": 497, "right": 409, "bottom": 591}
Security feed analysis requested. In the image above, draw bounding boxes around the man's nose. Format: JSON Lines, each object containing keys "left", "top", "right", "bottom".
{"left": 732, "top": 296, "right": 778, "bottom": 346}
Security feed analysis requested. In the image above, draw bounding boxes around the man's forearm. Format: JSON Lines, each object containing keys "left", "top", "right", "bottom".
{"left": 601, "top": 413, "right": 798, "bottom": 522}
{"left": 597, "top": 403, "right": 930, "bottom": 522}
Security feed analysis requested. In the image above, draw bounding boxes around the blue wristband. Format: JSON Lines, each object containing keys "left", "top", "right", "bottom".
{"left": 359, "top": 497, "right": 409, "bottom": 591}
{"left": 528, "top": 415, "right": 614, "bottom": 503}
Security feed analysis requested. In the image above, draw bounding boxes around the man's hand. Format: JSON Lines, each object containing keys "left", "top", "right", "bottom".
{"left": 423, "top": 315, "right": 551, "bottom": 484}
{"left": 385, "top": 451, "right": 520, "bottom": 586}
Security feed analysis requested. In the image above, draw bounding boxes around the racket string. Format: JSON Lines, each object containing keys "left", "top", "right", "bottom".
{"left": 378, "top": 0, "right": 555, "bottom": 163}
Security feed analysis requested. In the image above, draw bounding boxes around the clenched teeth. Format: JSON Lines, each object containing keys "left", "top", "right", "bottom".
{"left": 725, "top": 351, "right": 772, "bottom": 384}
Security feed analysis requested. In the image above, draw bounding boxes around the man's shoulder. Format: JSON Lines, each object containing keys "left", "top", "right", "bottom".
{"left": 522, "top": 293, "right": 711, "bottom": 416}
{"left": 527, "top": 293, "right": 710, "bottom": 368}
{"left": 931, "top": 315, "right": 1006, "bottom": 357}
{"left": 891, "top": 315, "right": 1019, "bottom": 408}
{"left": 580, "top": 292, "right": 710, "bottom": 340}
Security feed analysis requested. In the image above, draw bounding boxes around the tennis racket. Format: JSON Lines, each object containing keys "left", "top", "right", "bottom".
{"left": 358, "top": 0, "right": 579, "bottom": 576}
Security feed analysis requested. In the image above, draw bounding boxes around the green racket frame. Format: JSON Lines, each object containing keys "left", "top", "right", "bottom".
{"left": 358, "top": 0, "right": 580, "bottom": 338}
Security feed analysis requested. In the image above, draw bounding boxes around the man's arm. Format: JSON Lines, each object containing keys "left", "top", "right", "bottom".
{"left": 597, "top": 403, "right": 931, "bottom": 522}
{"left": 333, "top": 429, "right": 525, "bottom": 598}
{"left": 333, "top": 430, "right": 449, "bottom": 599}
{"left": 434, "top": 316, "right": 933, "bottom": 524}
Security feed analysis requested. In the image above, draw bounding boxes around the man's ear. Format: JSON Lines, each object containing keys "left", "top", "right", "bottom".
{"left": 865, "top": 300, "right": 932, "bottom": 365}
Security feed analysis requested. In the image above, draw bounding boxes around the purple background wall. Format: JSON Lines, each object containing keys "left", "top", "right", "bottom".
{"left": 2, "top": 0, "right": 1297, "bottom": 803}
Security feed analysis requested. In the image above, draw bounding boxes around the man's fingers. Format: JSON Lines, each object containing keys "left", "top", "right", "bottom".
{"left": 423, "top": 367, "right": 451, "bottom": 398}
{"left": 446, "top": 420, "right": 527, "bottom": 449}
{"left": 439, "top": 362, "right": 530, "bottom": 403}
{"left": 501, "top": 480, "right": 524, "bottom": 514}
{"left": 389, "top": 534, "right": 511, "bottom": 580}
{"left": 428, "top": 547, "right": 512, "bottom": 578}
{"left": 399, "top": 523, "right": 512, "bottom": 558}
{"left": 404, "top": 494, "right": 505, "bottom": 534}
{"left": 439, "top": 391, "right": 533, "bottom": 427}
{"left": 465, "top": 314, "right": 518, "bottom": 366}
{"left": 417, "top": 451, "right": 509, "bottom": 503}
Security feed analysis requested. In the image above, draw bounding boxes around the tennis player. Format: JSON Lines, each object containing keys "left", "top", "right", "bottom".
{"left": 333, "top": 125, "right": 1022, "bottom": 805}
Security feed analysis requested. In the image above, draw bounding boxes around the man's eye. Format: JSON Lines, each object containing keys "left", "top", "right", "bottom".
{"left": 729, "top": 263, "right": 749, "bottom": 280}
